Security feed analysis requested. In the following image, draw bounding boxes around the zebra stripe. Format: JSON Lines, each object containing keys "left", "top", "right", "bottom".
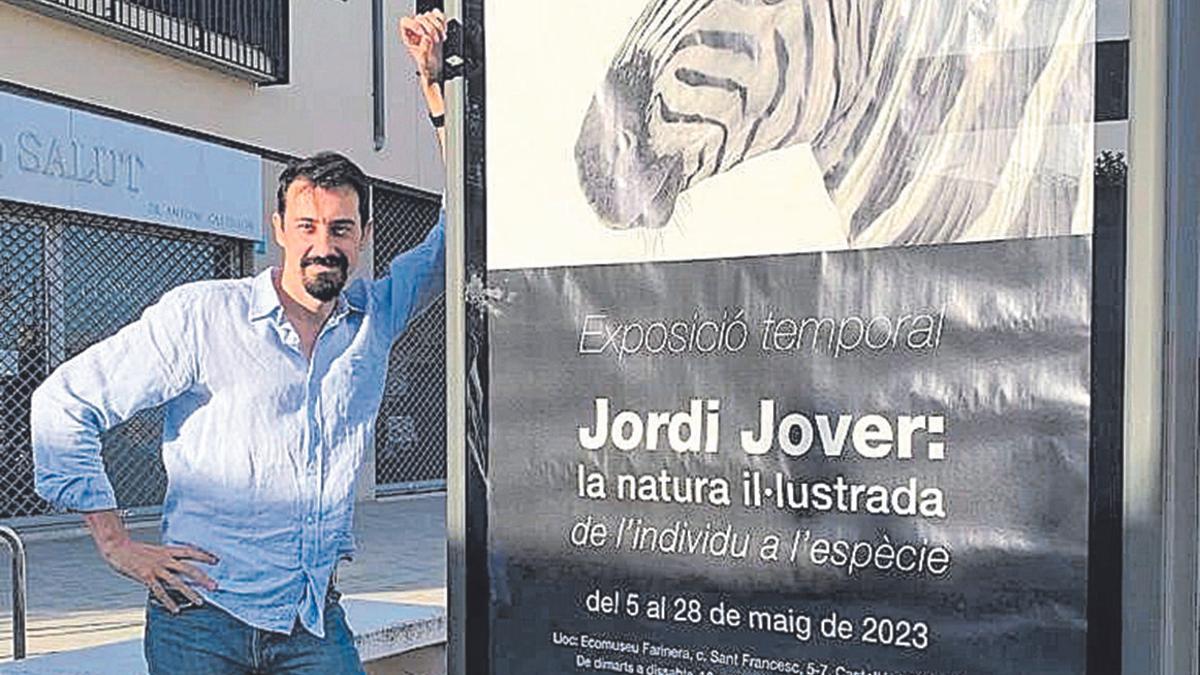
{"left": 575, "top": 0, "right": 1095, "bottom": 246}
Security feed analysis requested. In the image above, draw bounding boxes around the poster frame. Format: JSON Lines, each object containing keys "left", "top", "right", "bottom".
{"left": 442, "top": 1, "right": 1160, "bottom": 672}
{"left": 1139, "top": 0, "right": 1200, "bottom": 670}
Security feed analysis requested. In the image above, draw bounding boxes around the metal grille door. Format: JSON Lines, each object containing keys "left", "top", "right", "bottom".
{"left": 370, "top": 187, "right": 445, "bottom": 493}
{"left": 0, "top": 200, "right": 246, "bottom": 519}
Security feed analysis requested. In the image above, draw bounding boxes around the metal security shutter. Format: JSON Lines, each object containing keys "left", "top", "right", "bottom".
{"left": 370, "top": 186, "right": 445, "bottom": 494}
{"left": 0, "top": 199, "right": 247, "bottom": 519}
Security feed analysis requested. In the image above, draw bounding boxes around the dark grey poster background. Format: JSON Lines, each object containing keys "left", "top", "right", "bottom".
{"left": 487, "top": 236, "right": 1091, "bottom": 675}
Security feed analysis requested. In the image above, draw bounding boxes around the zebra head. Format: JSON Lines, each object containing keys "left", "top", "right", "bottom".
{"left": 575, "top": 50, "right": 682, "bottom": 230}
{"left": 576, "top": 0, "right": 1095, "bottom": 244}
{"left": 575, "top": 0, "right": 808, "bottom": 231}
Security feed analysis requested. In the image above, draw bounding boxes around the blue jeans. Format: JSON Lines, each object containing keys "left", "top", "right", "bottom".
{"left": 143, "top": 587, "right": 365, "bottom": 675}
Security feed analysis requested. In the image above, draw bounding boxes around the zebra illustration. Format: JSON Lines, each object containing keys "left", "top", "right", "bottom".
{"left": 574, "top": 0, "right": 1095, "bottom": 247}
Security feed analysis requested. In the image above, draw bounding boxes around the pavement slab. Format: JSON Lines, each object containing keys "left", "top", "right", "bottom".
{"left": 0, "top": 493, "right": 448, "bottom": 661}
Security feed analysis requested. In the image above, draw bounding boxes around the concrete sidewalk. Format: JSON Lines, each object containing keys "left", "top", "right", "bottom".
{"left": 0, "top": 493, "right": 447, "bottom": 660}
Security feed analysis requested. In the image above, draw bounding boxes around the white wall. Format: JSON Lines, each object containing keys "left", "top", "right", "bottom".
{"left": 0, "top": 0, "right": 444, "bottom": 192}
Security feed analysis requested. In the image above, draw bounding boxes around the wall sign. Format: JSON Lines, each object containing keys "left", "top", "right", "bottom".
{"left": 0, "top": 91, "right": 262, "bottom": 240}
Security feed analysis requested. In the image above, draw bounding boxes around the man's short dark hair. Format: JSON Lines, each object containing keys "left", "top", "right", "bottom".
{"left": 277, "top": 152, "right": 371, "bottom": 226}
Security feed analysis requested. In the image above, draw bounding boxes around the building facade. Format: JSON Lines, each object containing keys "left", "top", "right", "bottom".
{"left": 0, "top": 0, "right": 447, "bottom": 523}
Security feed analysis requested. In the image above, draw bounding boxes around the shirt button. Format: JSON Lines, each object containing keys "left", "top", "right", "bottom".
{"left": 306, "top": 515, "right": 314, "bottom": 524}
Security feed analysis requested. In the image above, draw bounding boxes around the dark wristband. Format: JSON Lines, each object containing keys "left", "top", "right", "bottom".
{"left": 429, "top": 112, "right": 445, "bottom": 128}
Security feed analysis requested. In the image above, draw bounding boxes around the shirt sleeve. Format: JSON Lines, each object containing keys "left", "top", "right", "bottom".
{"left": 30, "top": 287, "right": 198, "bottom": 512}
{"left": 373, "top": 209, "right": 446, "bottom": 341}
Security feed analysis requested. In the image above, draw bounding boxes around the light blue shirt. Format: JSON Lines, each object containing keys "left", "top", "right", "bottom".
{"left": 30, "top": 213, "right": 444, "bottom": 637}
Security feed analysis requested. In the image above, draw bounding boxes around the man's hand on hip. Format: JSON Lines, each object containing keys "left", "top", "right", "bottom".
{"left": 83, "top": 510, "right": 218, "bottom": 614}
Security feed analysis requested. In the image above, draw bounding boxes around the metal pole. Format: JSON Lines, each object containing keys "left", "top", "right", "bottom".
{"left": 444, "top": 0, "right": 468, "bottom": 673}
{"left": 1161, "top": 0, "right": 1200, "bottom": 670}
{"left": 1123, "top": 0, "right": 1168, "bottom": 671}
{"left": 0, "top": 526, "right": 27, "bottom": 660}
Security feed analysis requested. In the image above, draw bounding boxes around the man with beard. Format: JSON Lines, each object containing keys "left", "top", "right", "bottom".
{"left": 30, "top": 9, "right": 450, "bottom": 674}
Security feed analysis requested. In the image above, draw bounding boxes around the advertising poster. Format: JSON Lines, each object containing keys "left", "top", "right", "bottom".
{"left": 481, "top": 1, "right": 1099, "bottom": 673}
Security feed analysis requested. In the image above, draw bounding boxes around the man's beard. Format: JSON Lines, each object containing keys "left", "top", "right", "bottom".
{"left": 300, "top": 254, "right": 349, "bottom": 302}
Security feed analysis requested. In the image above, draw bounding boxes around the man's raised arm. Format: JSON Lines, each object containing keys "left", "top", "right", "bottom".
{"left": 378, "top": 9, "right": 450, "bottom": 339}
{"left": 401, "top": 9, "right": 447, "bottom": 157}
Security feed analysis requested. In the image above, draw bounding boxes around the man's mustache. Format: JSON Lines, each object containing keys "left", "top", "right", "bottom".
{"left": 300, "top": 254, "right": 348, "bottom": 272}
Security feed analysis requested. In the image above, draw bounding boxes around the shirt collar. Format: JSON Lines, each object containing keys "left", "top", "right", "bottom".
{"left": 248, "top": 267, "right": 367, "bottom": 322}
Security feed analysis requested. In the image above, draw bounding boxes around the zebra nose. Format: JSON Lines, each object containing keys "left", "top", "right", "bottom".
{"left": 575, "top": 74, "right": 682, "bottom": 231}
{"left": 575, "top": 95, "right": 632, "bottom": 227}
